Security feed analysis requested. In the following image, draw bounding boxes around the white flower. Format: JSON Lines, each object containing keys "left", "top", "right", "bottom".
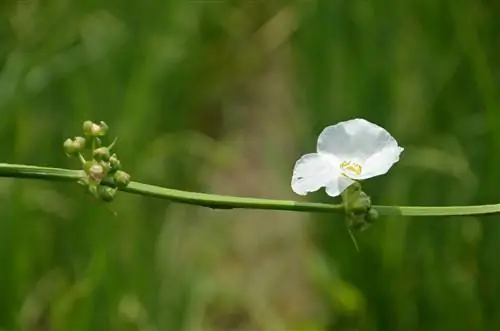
{"left": 291, "top": 118, "right": 404, "bottom": 197}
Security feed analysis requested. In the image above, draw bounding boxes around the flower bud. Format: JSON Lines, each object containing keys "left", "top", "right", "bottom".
{"left": 74, "top": 136, "right": 86, "bottom": 148}
{"left": 114, "top": 170, "right": 131, "bottom": 188}
{"left": 84, "top": 161, "right": 107, "bottom": 182}
{"left": 97, "top": 185, "right": 116, "bottom": 202}
{"left": 93, "top": 147, "right": 111, "bottom": 162}
{"left": 109, "top": 154, "right": 121, "bottom": 172}
{"left": 63, "top": 136, "right": 86, "bottom": 156}
{"left": 83, "top": 120, "right": 108, "bottom": 137}
{"left": 83, "top": 120, "right": 97, "bottom": 136}
{"left": 349, "top": 191, "right": 371, "bottom": 215}
{"left": 63, "top": 138, "right": 76, "bottom": 155}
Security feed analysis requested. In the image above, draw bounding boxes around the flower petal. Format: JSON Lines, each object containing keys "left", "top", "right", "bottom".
{"left": 291, "top": 153, "right": 338, "bottom": 195}
{"left": 325, "top": 176, "right": 356, "bottom": 197}
{"left": 357, "top": 146, "right": 404, "bottom": 179}
{"left": 317, "top": 118, "right": 399, "bottom": 162}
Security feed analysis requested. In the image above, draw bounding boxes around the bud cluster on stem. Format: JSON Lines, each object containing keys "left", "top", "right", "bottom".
{"left": 340, "top": 181, "right": 379, "bottom": 251}
{"left": 63, "top": 120, "right": 131, "bottom": 202}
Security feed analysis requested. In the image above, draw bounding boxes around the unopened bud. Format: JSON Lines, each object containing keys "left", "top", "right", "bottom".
{"left": 109, "top": 154, "right": 121, "bottom": 172}
{"left": 97, "top": 186, "right": 116, "bottom": 202}
{"left": 83, "top": 120, "right": 108, "bottom": 137}
{"left": 84, "top": 161, "right": 107, "bottom": 182}
{"left": 93, "top": 147, "right": 111, "bottom": 162}
{"left": 63, "top": 136, "right": 86, "bottom": 156}
{"left": 63, "top": 138, "right": 76, "bottom": 155}
{"left": 349, "top": 191, "right": 371, "bottom": 215}
{"left": 74, "top": 136, "right": 86, "bottom": 148}
{"left": 114, "top": 170, "right": 131, "bottom": 188}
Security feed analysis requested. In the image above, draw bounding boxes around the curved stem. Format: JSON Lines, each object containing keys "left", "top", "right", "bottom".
{"left": 122, "top": 181, "right": 344, "bottom": 213}
{"left": 0, "top": 163, "right": 498, "bottom": 217}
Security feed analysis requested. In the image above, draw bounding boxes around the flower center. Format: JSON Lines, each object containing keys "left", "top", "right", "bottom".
{"left": 340, "top": 161, "right": 362, "bottom": 176}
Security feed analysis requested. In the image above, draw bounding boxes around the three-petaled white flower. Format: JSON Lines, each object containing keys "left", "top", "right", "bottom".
{"left": 291, "top": 118, "right": 404, "bottom": 197}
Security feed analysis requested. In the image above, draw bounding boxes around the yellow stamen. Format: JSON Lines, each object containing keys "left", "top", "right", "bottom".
{"left": 340, "top": 161, "right": 362, "bottom": 175}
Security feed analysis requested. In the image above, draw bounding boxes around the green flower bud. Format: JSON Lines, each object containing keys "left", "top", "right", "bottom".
{"left": 348, "top": 191, "right": 371, "bottom": 215}
{"left": 83, "top": 120, "right": 108, "bottom": 137}
{"left": 83, "top": 120, "right": 96, "bottom": 136}
{"left": 74, "top": 136, "right": 86, "bottom": 148}
{"left": 63, "top": 138, "right": 76, "bottom": 155}
{"left": 109, "top": 154, "right": 121, "bottom": 172}
{"left": 97, "top": 185, "right": 116, "bottom": 202}
{"left": 63, "top": 136, "right": 86, "bottom": 156}
{"left": 114, "top": 170, "right": 131, "bottom": 188}
{"left": 93, "top": 147, "right": 111, "bottom": 162}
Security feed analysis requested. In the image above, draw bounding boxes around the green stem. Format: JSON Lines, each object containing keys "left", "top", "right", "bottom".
{"left": 0, "top": 163, "right": 498, "bottom": 217}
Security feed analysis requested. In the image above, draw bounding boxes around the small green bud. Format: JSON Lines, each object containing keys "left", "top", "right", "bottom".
{"left": 63, "top": 136, "right": 86, "bottom": 156}
{"left": 114, "top": 170, "right": 131, "bottom": 188}
{"left": 345, "top": 189, "right": 371, "bottom": 215}
{"left": 83, "top": 120, "right": 108, "bottom": 137}
{"left": 74, "top": 136, "right": 86, "bottom": 148}
{"left": 109, "top": 154, "right": 121, "bottom": 172}
{"left": 83, "top": 120, "right": 96, "bottom": 136}
{"left": 93, "top": 147, "right": 111, "bottom": 162}
{"left": 63, "top": 138, "right": 76, "bottom": 155}
{"left": 97, "top": 185, "right": 116, "bottom": 202}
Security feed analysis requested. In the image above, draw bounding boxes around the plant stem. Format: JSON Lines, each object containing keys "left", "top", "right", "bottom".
{"left": 0, "top": 163, "right": 499, "bottom": 217}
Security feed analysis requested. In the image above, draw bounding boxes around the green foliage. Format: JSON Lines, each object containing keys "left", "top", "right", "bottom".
{"left": 0, "top": 0, "right": 499, "bottom": 330}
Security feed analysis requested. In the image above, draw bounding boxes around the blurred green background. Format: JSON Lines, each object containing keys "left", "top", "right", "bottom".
{"left": 0, "top": 0, "right": 499, "bottom": 330}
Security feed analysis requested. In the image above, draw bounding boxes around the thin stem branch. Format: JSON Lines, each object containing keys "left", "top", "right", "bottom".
{"left": 0, "top": 163, "right": 498, "bottom": 217}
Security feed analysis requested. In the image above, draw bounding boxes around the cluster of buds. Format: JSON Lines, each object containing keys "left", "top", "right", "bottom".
{"left": 340, "top": 181, "right": 379, "bottom": 251}
{"left": 341, "top": 182, "right": 379, "bottom": 232}
{"left": 63, "top": 120, "right": 131, "bottom": 202}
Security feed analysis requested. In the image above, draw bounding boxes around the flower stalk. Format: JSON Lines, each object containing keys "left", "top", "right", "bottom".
{"left": 0, "top": 162, "right": 499, "bottom": 217}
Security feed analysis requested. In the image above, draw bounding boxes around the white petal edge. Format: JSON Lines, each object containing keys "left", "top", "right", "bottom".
{"left": 356, "top": 146, "right": 404, "bottom": 180}
{"left": 325, "top": 176, "right": 356, "bottom": 197}
{"left": 317, "top": 118, "right": 399, "bottom": 163}
{"left": 291, "top": 153, "right": 338, "bottom": 196}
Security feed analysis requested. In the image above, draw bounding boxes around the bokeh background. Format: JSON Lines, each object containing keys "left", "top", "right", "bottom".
{"left": 0, "top": 0, "right": 499, "bottom": 330}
